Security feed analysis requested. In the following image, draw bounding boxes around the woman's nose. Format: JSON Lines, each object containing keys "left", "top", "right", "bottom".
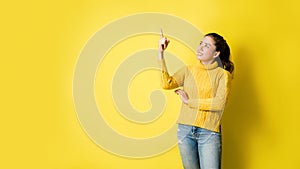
{"left": 197, "top": 45, "right": 203, "bottom": 52}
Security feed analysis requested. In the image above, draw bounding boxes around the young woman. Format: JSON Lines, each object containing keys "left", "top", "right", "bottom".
{"left": 158, "top": 32, "right": 234, "bottom": 169}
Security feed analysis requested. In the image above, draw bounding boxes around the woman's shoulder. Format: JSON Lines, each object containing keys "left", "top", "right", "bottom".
{"left": 186, "top": 64, "right": 199, "bottom": 73}
{"left": 218, "top": 68, "right": 233, "bottom": 80}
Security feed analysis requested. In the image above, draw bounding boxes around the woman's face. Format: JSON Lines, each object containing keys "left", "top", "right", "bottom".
{"left": 196, "top": 36, "right": 219, "bottom": 64}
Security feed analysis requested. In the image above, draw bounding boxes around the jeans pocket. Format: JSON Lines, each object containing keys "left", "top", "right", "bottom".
{"left": 198, "top": 130, "right": 221, "bottom": 144}
{"left": 177, "top": 124, "right": 192, "bottom": 144}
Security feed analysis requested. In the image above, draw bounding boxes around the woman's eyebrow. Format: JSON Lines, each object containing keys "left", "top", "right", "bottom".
{"left": 200, "top": 41, "right": 213, "bottom": 47}
{"left": 204, "top": 42, "right": 212, "bottom": 46}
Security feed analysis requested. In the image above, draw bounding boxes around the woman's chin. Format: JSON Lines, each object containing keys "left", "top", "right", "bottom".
{"left": 196, "top": 55, "right": 203, "bottom": 61}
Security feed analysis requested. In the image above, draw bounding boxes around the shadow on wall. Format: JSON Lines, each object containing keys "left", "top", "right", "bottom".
{"left": 222, "top": 45, "right": 263, "bottom": 169}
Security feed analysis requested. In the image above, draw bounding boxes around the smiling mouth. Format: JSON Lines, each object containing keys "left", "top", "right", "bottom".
{"left": 196, "top": 52, "right": 203, "bottom": 56}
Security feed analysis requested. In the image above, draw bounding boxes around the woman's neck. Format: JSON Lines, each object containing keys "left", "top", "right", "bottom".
{"left": 200, "top": 59, "right": 215, "bottom": 65}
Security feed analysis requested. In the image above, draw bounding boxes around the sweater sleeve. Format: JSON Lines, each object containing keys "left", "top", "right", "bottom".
{"left": 187, "top": 71, "right": 232, "bottom": 111}
{"left": 159, "top": 58, "right": 186, "bottom": 89}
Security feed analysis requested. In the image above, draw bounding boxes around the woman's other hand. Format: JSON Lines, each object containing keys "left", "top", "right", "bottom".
{"left": 175, "top": 89, "right": 189, "bottom": 104}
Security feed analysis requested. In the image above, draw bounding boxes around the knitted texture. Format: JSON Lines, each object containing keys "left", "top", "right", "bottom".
{"left": 160, "top": 58, "right": 232, "bottom": 132}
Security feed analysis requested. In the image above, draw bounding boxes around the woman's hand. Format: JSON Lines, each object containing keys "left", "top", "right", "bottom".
{"left": 158, "top": 29, "right": 170, "bottom": 53}
{"left": 175, "top": 89, "right": 189, "bottom": 104}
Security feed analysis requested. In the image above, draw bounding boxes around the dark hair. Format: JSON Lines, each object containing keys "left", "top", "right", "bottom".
{"left": 205, "top": 33, "right": 234, "bottom": 73}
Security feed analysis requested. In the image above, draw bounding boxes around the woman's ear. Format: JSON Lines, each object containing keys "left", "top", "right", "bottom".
{"left": 214, "top": 51, "right": 220, "bottom": 58}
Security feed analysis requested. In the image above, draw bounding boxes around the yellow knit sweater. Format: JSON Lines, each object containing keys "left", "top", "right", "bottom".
{"left": 160, "top": 58, "right": 232, "bottom": 132}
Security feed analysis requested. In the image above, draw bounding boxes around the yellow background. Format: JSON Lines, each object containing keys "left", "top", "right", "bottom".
{"left": 1, "top": 0, "right": 300, "bottom": 168}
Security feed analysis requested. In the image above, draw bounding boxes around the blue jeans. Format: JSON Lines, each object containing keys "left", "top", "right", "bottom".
{"left": 177, "top": 124, "right": 222, "bottom": 169}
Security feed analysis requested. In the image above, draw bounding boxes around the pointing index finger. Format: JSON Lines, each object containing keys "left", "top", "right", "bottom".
{"left": 160, "top": 28, "right": 164, "bottom": 38}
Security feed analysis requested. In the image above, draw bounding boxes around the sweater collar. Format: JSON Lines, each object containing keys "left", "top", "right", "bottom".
{"left": 197, "top": 61, "right": 219, "bottom": 70}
